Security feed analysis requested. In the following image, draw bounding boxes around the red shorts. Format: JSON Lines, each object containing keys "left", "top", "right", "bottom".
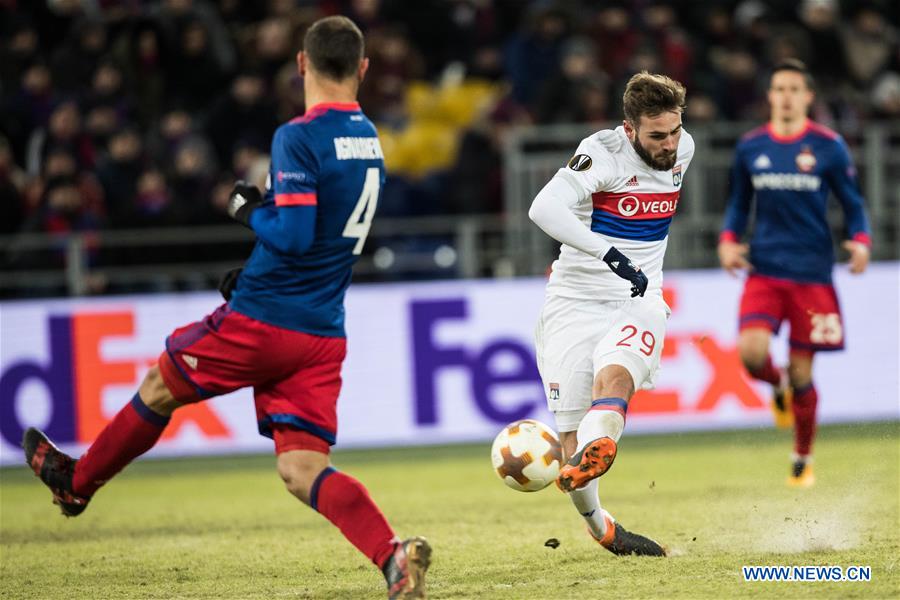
{"left": 739, "top": 274, "right": 844, "bottom": 352}
{"left": 158, "top": 304, "right": 346, "bottom": 449}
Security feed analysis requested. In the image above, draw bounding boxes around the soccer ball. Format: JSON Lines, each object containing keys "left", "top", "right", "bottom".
{"left": 491, "top": 419, "right": 562, "bottom": 492}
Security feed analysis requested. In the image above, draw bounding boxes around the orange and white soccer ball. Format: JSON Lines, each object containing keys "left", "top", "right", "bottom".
{"left": 491, "top": 419, "right": 562, "bottom": 492}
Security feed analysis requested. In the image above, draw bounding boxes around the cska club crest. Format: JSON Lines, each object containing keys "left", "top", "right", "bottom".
{"left": 796, "top": 146, "right": 817, "bottom": 172}
{"left": 672, "top": 164, "right": 683, "bottom": 187}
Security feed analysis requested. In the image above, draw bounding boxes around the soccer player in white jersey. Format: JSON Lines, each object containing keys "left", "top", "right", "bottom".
{"left": 528, "top": 72, "right": 694, "bottom": 556}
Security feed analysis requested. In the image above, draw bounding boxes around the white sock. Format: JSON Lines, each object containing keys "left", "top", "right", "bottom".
{"left": 568, "top": 478, "right": 608, "bottom": 538}
{"left": 576, "top": 405, "right": 626, "bottom": 448}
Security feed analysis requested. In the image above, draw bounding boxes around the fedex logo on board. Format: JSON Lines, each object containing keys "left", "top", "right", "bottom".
{"left": 410, "top": 292, "right": 766, "bottom": 425}
{"left": 0, "top": 310, "right": 230, "bottom": 449}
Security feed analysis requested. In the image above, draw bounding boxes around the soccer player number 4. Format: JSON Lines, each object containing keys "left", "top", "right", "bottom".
{"left": 343, "top": 167, "right": 380, "bottom": 255}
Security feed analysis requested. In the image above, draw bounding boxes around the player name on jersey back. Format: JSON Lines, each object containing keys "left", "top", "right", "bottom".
{"left": 334, "top": 137, "right": 384, "bottom": 160}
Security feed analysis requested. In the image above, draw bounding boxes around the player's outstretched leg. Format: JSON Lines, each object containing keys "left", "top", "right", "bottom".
{"left": 22, "top": 428, "right": 91, "bottom": 517}
{"left": 22, "top": 369, "right": 174, "bottom": 517}
{"left": 589, "top": 510, "right": 667, "bottom": 557}
{"left": 382, "top": 536, "right": 432, "bottom": 600}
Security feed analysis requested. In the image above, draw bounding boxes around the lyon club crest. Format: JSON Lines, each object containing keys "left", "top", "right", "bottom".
{"left": 672, "top": 164, "right": 682, "bottom": 187}
{"left": 796, "top": 146, "right": 817, "bottom": 172}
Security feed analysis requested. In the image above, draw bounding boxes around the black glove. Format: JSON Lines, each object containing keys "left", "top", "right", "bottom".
{"left": 602, "top": 246, "right": 648, "bottom": 298}
{"left": 218, "top": 267, "right": 242, "bottom": 301}
{"left": 227, "top": 181, "right": 263, "bottom": 228}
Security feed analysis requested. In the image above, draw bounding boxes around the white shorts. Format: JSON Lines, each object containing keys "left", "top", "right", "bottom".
{"left": 534, "top": 293, "right": 670, "bottom": 431}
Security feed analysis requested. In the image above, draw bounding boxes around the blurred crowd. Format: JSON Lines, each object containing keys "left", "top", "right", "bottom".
{"left": 1, "top": 0, "right": 898, "bottom": 239}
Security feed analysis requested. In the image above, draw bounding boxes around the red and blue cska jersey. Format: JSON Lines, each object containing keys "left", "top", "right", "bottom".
{"left": 721, "top": 121, "right": 871, "bottom": 284}
{"left": 229, "top": 102, "right": 385, "bottom": 337}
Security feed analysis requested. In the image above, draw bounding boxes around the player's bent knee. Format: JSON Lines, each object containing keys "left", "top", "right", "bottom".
{"left": 788, "top": 360, "right": 813, "bottom": 389}
{"left": 139, "top": 366, "right": 181, "bottom": 416}
{"left": 738, "top": 330, "right": 770, "bottom": 370}
{"left": 277, "top": 450, "right": 330, "bottom": 505}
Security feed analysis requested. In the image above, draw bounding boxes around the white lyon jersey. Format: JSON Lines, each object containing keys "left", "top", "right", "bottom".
{"left": 548, "top": 126, "right": 695, "bottom": 301}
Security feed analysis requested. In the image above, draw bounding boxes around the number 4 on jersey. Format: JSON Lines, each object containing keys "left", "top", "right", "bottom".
{"left": 343, "top": 167, "right": 380, "bottom": 255}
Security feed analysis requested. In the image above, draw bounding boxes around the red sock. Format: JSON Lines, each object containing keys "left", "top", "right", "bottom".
{"left": 792, "top": 384, "right": 818, "bottom": 456}
{"left": 72, "top": 394, "right": 169, "bottom": 496}
{"left": 310, "top": 467, "right": 398, "bottom": 568}
{"left": 748, "top": 355, "right": 780, "bottom": 386}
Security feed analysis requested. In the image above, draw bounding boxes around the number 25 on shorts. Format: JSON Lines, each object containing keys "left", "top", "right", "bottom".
{"left": 809, "top": 312, "right": 842, "bottom": 345}
{"left": 616, "top": 325, "right": 656, "bottom": 356}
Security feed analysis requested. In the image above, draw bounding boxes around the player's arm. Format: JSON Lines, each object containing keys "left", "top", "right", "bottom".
{"left": 828, "top": 139, "right": 872, "bottom": 274}
{"left": 718, "top": 147, "right": 753, "bottom": 276}
{"left": 528, "top": 134, "right": 647, "bottom": 298}
{"left": 227, "top": 128, "right": 317, "bottom": 257}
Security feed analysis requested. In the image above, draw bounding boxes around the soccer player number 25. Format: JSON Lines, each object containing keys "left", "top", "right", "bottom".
{"left": 809, "top": 312, "right": 842, "bottom": 345}
{"left": 343, "top": 167, "right": 380, "bottom": 255}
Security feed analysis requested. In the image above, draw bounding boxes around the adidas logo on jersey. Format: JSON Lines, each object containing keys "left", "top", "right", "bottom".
{"left": 625, "top": 175, "right": 639, "bottom": 186}
{"left": 754, "top": 154, "right": 772, "bottom": 169}
{"left": 182, "top": 354, "right": 198, "bottom": 370}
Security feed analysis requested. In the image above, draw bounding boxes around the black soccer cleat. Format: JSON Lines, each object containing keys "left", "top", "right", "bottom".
{"left": 382, "top": 536, "right": 432, "bottom": 599}
{"left": 603, "top": 522, "right": 667, "bottom": 557}
{"left": 22, "top": 427, "right": 91, "bottom": 517}
{"left": 589, "top": 512, "right": 667, "bottom": 557}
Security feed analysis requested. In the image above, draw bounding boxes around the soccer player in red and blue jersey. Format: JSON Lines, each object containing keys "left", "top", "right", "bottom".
{"left": 22, "top": 17, "right": 430, "bottom": 599}
{"left": 718, "top": 59, "right": 871, "bottom": 488}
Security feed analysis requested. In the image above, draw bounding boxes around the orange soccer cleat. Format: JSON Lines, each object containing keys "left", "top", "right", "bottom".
{"left": 556, "top": 437, "right": 618, "bottom": 493}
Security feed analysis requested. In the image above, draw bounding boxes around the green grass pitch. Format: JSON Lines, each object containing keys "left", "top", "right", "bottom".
{"left": 2, "top": 422, "right": 898, "bottom": 599}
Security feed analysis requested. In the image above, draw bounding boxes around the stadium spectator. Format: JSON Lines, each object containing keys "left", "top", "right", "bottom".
{"left": 50, "top": 17, "right": 109, "bottom": 93}
{"left": 42, "top": 147, "right": 105, "bottom": 219}
{"left": 113, "top": 19, "right": 170, "bottom": 127}
{"left": 169, "top": 18, "right": 230, "bottom": 111}
{"left": 534, "top": 37, "right": 610, "bottom": 125}
{"left": 505, "top": 6, "right": 569, "bottom": 108}
{"left": 96, "top": 128, "right": 144, "bottom": 227}
{"left": 0, "top": 18, "right": 41, "bottom": 97}
{"left": 252, "top": 17, "right": 296, "bottom": 82}
{"left": 841, "top": 5, "right": 897, "bottom": 87}
{"left": 588, "top": 4, "right": 639, "bottom": 81}
{"left": 358, "top": 26, "right": 425, "bottom": 125}
{"left": 0, "top": 136, "right": 26, "bottom": 234}
{"left": 168, "top": 136, "right": 217, "bottom": 224}
{"left": 203, "top": 70, "right": 279, "bottom": 167}
{"left": 24, "top": 175, "right": 104, "bottom": 236}
{"left": 25, "top": 100, "right": 96, "bottom": 177}
{"left": 797, "top": 0, "right": 848, "bottom": 90}
{"left": 641, "top": 2, "right": 694, "bottom": 87}
{"left": 129, "top": 167, "right": 180, "bottom": 227}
